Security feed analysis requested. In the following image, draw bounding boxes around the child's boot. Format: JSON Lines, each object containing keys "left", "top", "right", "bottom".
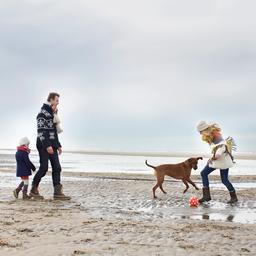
{"left": 13, "top": 181, "right": 24, "bottom": 198}
{"left": 22, "top": 185, "right": 31, "bottom": 200}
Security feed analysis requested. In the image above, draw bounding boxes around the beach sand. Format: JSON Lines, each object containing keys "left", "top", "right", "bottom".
{"left": 0, "top": 172, "right": 255, "bottom": 256}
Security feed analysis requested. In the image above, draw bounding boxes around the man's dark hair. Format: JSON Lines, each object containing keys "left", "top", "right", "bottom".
{"left": 47, "top": 92, "right": 60, "bottom": 102}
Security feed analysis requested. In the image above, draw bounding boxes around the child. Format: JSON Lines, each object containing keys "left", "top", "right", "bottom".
{"left": 13, "top": 137, "right": 36, "bottom": 199}
{"left": 52, "top": 106, "right": 63, "bottom": 134}
{"left": 196, "top": 121, "right": 238, "bottom": 204}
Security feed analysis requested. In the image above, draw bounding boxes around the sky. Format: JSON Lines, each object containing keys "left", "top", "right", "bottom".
{"left": 0, "top": 0, "right": 255, "bottom": 153}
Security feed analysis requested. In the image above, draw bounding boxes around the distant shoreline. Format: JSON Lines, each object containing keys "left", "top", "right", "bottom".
{"left": 1, "top": 148, "right": 256, "bottom": 160}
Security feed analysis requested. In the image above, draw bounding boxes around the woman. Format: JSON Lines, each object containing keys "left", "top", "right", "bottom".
{"left": 196, "top": 121, "right": 238, "bottom": 204}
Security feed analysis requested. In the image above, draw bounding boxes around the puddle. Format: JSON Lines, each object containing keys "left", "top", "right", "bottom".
{"left": 135, "top": 199, "right": 256, "bottom": 224}
{"left": 77, "top": 192, "right": 256, "bottom": 225}
{"left": 188, "top": 211, "right": 256, "bottom": 224}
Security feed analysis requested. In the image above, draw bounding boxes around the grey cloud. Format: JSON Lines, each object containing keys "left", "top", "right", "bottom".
{"left": 0, "top": 0, "right": 255, "bottom": 151}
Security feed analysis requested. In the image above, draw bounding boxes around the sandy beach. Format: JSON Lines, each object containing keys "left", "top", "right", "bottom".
{"left": 0, "top": 170, "right": 255, "bottom": 256}
{"left": 1, "top": 0, "right": 256, "bottom": 255}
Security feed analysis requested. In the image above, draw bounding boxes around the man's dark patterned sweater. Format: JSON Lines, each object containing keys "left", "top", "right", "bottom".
{"left": 36, "top": 103, "right": 61, "bottom": 149}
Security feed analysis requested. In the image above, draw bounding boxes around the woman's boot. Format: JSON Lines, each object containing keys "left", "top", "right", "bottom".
{"left": 227, "top": 190, "right": 238, "bottom": 204}
{"left": 199, "top": 187, "right": 211, "bottom": 203}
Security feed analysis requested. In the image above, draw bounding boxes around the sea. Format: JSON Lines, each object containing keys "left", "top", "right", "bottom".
{"left": 0, "top": 149, "right": 255, "bottom": 175}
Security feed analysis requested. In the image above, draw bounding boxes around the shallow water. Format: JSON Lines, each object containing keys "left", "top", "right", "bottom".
{"left": 0, "top": 149, "right": 256, "bottom": 175}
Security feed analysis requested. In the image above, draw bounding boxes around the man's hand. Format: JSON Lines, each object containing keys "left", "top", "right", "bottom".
{"left": 47, "top": 146, "right": 54, "bottom": 155}
{"left": 58, "top": 147, "right": 62, "bottom": 155}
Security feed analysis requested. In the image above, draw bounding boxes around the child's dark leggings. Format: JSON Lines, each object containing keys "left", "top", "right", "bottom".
{"left": 201, "top": 165, "right": 235, "bottom": 192}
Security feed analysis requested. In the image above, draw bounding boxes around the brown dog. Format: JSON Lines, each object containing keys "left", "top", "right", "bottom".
{"left": 145, "top": 157, "right": 203, "bottom": 198}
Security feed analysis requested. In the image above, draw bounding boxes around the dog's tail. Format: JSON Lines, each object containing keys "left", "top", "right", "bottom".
{"left": 145, "top": 160, "right": 156, "bottom": 169}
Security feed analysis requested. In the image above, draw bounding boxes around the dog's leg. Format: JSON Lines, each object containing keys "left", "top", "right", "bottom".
{"left": 186, "top": 178, "right": 200, "bottom": 190}
{"left": 159, "top": 183, "right": 167, "bottom": 194}
{"left": 182, "top": 179, "right": 189, "bottom": 193}
{"left": 152, "top": 183, "right": 159, "bottom": 198}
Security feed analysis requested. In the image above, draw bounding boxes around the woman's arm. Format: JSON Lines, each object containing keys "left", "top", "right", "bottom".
{"left": 212, "top": 145, "right": 226, "bottom": 160}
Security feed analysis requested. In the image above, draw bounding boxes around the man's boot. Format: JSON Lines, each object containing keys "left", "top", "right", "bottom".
{"left": 13, "top": 181, "right": 24, "bottom": 198}
{"left": 29, "top": 184, "right": 44, "bottom": 199}
{"left": 227, "top": 190, "right": 238, "bottom": 204}
{"left": 199, "top": 187, "right": 211, "bottom": 203}
{"left": 22, "top": 185, "right": 31, "bottom": 200}
{"left": 54, "top": 184, "right": 71, "bottom": 200}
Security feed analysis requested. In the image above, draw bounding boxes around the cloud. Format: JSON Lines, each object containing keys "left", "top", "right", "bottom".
{"left": 0, "top": 0, "right": 255, "bottom": 152}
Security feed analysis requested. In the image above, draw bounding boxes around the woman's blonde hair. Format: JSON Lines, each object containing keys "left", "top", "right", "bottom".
{"left": 201, "top": 123, "right": 222, "bottom": 144}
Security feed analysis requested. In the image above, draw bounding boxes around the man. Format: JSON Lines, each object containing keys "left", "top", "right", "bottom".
{"left": 30, "top": 92, "right": 71, "bottom": 200}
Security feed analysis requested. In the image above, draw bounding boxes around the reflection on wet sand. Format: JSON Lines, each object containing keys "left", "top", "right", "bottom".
{"left": 226, "top": 215, "right": 235, "bottom": 222}
{"left": 182, "top": 213, "right": 235, "bottom": 222}
{"left": 202, "top": 214, "right": 209, "bottom": 220}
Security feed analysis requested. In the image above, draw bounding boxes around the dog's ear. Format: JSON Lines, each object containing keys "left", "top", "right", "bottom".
{"left": 197, "top": 157, "right": 203, "bottom": 161}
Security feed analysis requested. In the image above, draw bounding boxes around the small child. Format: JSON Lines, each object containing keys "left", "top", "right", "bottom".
{"left": 13, "top": 137, "right": 36, "bottom": 200}
{"left": 52, "top": 106, "right": 63, "bottom": 134}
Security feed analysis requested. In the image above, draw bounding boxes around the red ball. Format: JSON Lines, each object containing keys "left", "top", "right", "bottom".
{"left": 189, "top": 196, "right": 199, "bottom": 207}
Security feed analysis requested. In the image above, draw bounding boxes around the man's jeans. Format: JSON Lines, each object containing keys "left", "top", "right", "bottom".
{"left": 201, "top": 164, "right": 235, "bottom": 192}
{"left": 33, "top": 147, "right": 61, "bottom": 187}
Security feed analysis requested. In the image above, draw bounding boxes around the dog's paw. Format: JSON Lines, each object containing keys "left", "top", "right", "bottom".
{"left": 195, "top": 187, "right": 200, "bottom": 190}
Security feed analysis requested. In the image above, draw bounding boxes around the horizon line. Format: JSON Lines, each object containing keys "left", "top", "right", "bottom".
{"left": 1, "top": 148, "right": 256, "bottom": 160}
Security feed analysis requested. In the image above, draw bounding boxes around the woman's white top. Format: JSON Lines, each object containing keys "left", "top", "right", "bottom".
{"left": 209, "top": 141, "right": 234, "bottom": 170}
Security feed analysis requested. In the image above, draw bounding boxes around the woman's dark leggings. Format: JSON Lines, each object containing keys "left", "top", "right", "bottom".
{"left": 201, "top": 165, "right": 235, "bottom": 191}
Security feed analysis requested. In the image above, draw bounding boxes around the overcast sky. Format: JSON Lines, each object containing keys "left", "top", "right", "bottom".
{"left": 0, "top": 0, "right": 255, "bottom": 152}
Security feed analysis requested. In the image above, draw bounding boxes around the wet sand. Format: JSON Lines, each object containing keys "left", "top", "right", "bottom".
{"left": 0, "top": 171, "right": 255, "bottom": 255}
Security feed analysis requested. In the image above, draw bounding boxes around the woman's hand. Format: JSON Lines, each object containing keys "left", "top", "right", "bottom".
{"left": 208, "top": 154, "right": 221, "bottom": 164}
{"left": 207, "top": 159, "right": 213, "bottom": 165}
{"left": 212, "top": 154, "right": 220, "bottom": 160}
